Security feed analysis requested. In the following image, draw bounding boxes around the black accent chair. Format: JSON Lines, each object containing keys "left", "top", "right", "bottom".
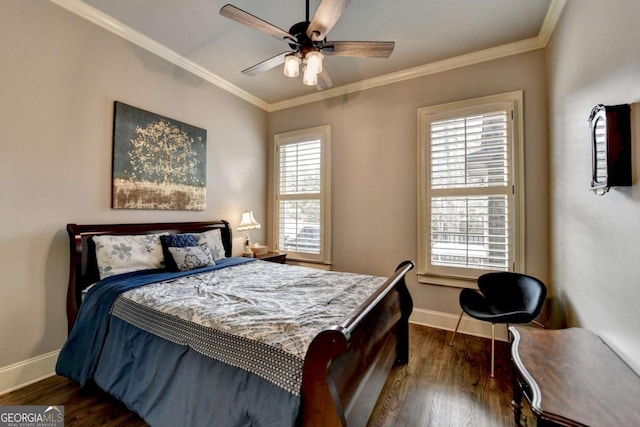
{"left": 449, "top": 272, "right": 547, "bottom": 377}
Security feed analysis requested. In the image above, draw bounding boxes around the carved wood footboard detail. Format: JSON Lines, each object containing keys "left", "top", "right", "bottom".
{"left": 301, "top": 261, "right": 414, "bottom": 426}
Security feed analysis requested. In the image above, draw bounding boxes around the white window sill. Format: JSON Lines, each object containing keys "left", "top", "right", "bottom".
{"left": 417, "top": 272, "right": 478, "bottom": 289}
{"left": 286, "top": 258, "right": 332, "bottom": 271}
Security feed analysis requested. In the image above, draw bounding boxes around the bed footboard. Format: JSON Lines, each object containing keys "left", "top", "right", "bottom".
{"left": 301, "top": 261, "right": 414, "bottom": 426}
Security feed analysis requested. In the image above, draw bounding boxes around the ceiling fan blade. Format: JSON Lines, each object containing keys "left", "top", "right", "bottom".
{"left": 241, "top": 52, "right": 290, "bottom": 76}
{"left": 316, "top": 67, "right": 334, "bottom": 91}
{"left": 322, "top": 41, "right": 395, "bottom": 58}
{"left": 220, "top": 4, "right": 296, "bottom": 44}
{"left": 307, "top": 0, "right": 351, "bottom": 41}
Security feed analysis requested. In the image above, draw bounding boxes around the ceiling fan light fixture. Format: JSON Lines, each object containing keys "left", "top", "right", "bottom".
{"left": 283, "top": 54, "right": 301, "bottom": 78}
{"left": 305, "top": 51, "right": 323, "bottom": 74}
{"left": 302, "top": 66, "right": 318, "bottom": 86}
{"left": 221, "top": 0, "right": 394, "bottom": 92}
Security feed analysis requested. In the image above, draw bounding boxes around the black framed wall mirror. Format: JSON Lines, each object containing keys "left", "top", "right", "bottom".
{"left": 589, "top": 104, "right": 632, "bottom": 195}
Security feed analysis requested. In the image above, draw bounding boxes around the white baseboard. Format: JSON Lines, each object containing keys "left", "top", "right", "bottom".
{"left": 0, "top": 350, "right": 59, "bottom": 395}
{"left": 410, "top": 308, "right": 509, "bottom": 342}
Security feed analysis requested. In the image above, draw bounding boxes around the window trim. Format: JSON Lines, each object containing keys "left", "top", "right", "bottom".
{"left": 417, "top": 91, "right": 525, "bottom": 287}
{"left": 270, "top": 125, "right": 332, "bottom": 265}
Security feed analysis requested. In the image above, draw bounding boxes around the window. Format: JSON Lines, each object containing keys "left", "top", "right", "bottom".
{"left": 418, "top": 92, "right": 524, "bottom": 286}
{"left": 272, "top": 125, "right": 331, "bottom": 264}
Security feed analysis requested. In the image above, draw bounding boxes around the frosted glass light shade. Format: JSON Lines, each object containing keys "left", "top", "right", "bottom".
{"left": 305, "top": 51, "right": 323, "bottom": 74}
{"left": 302, "top": 66, "right": 318, "bottom": 86}
{"left": 283, "top": 55, "right": 300, "bottom": 78}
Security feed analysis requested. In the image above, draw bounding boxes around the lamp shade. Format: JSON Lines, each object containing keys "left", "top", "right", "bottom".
{"left": 237, "top": 211, "right": 261, "bottom": 231}
{"left": 302, "top": 66, "right": 318, "bottom": 86}
{"left": 305, "top": 51, "right": 323, "bottom": 74}
{"left": 283, "top": 54, "right": 301, "bottom": 78}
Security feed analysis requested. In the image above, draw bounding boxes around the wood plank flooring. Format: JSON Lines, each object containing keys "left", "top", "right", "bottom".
{"left": 368, "top": 324, "right": 535, "bottom": 426}
{"left": 0, "top": 324, "right": 534, "bottom": 426}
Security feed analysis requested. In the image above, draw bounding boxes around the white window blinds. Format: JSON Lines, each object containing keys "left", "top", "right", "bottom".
{"left": 430, "top": 111, "right": 509, "bottom": 189}
{"left": 273, "top": 125, "right": 331, "bottom": 264}
{"left": 418, "top": 94, "right": 521, "bottom": 282}
{"left": 279, "top": 141, "right": 321, "bottom": 195}
{"left": 278, "top": 140, "right": 321, "bottom": 254}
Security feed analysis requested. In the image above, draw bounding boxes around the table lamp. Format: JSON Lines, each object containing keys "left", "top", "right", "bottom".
{"left": 237, "top": 211, "right": 261, "bottom": 256}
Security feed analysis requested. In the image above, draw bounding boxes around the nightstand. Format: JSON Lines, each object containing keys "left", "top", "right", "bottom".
{"left": 254, "top": 251, "right": 287, "bottom": 264}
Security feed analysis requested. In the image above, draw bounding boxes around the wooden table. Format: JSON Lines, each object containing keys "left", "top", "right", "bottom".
{"left": 254, "top": 251, "right": 287, "bottom": 264}
{"left": 510, "top": 326, "right": 640, "bottom": 426}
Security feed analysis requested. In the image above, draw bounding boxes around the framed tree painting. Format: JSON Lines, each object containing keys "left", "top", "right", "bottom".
{"left": 112, "top": 101, "right": 207, "bottom": 210}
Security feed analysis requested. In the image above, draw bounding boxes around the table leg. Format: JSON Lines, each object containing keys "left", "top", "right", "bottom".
{"left": 511, "top": 361, "right": 524, "bottom": 426}
{"left": 511, "top": 396, "right": 524, "bottom": 426}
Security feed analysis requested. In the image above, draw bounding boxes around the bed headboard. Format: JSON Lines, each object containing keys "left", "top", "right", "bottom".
{"left": 65, "top": 220, "right": 232, "bottom": 332}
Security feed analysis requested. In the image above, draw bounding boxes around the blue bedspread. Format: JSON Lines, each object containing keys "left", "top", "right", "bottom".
{"left": 94, "top": 317, "right": 299, "bottom": 426}
{"left": 56, "top": 257, "right": 255, "bottom": 386}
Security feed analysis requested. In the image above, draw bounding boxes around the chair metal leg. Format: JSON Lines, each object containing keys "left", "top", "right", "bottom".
{"left": 490, "top": 323, "right": 495, "bottom": 378}
{"left": 450, "top": 311, "right": 464, "bottom": 346}
{"left": 538, "top": 299, "right": 548, "bottom": 328}
{"left": 532, "top": 320, "right": 546, "bottom": 328}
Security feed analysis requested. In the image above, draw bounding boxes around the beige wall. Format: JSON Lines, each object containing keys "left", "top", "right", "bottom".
{"left": 0, "top": 1, "right": 267, "bottom": 368}
{"left": 8, "top": 0, "right": 640, "bottom": 394}
{"left": 546, "top": 1, "right": 640, "bottom": 372}
{"left": 1, "top": 0, "right": 555, "bottom": 382}
{"left": 268, "top": 50, "right": 549, "bottom": 317}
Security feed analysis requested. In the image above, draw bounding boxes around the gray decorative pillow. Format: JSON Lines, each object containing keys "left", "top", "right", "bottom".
{"left": 160, "top": 233, "right": 200, "bottom": 271}
{"left": 194, "top": 228, "right": 226, "bottom": 261}
{"left": 93, "top": 233, "right": 168, "bottom": 279}
{"left": 168, "top": 246, "right": 215, "bottom": 271}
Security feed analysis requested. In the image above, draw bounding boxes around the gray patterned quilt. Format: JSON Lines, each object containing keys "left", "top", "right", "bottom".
{"left": 111, "top": 260, "right": 386, "bottom": 396}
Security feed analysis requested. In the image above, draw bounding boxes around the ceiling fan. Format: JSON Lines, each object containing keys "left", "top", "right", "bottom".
{"left": 219, "top": 0, "right": 395, "bottom": 91}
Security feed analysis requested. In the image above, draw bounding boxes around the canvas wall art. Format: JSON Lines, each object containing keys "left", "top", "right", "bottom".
{"left": 112, "top": 101, "right": 207, "bottom": 210}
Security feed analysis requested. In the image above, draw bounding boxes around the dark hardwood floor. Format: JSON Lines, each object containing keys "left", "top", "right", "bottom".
{"left": 0, "top": 324, "right": 534, "bottom": 426}
{"left": 368, "top": 324, "right": 534, "bottom": 426}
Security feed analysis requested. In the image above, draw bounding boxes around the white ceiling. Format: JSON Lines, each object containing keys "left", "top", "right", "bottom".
{"left": 64, "top": 0, "right": 558, "bottom": 108}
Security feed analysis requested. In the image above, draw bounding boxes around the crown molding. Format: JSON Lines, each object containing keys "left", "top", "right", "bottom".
{"left": 268, "top": 36, "right": 543, "bottom": 111}
{"left": 49, "top": 0, "right": 566, "bottom": 113}
{"left": 48, "top": 0, "right": 270, "bottom": 111}
{"left": 538, "top": 0, "right": 567, "bottom": 47}
{"left": 269, "top": 0, "right": 566, "bottom": 112}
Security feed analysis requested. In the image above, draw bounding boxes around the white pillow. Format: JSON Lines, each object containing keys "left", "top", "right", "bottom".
{"left": 168, "top": 246, "right": 215, "bottom": 271}
{"left": 194, "top": 228, "right": 227, "bottom": 261}
{"left": 93, "top": 233, "right": 167, "bottom": 279}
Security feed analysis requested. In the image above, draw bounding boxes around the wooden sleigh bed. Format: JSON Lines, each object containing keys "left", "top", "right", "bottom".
{"left": 62, "top": 220, "right": 414, "bottom": 427}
